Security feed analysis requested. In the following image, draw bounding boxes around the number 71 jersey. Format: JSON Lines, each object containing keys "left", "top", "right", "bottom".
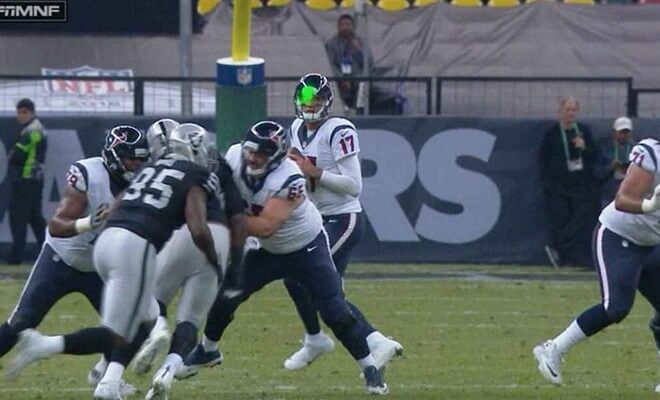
{"left": 600, "top": 138, "right": 660, "bottom": 246}
{"left": 107, "top": 155, "right": 217, "bottom": 252}
{"left": 289, "top": 117, "right": 362, "bottom": 215}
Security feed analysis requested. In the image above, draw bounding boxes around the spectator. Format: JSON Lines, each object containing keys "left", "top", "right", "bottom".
{"left": 6, "top": 98, "right": 47, "bottom": 264}
{"left": 595, "top": 117, "right": 634, "bottom": 208}
{"left": 325, "top": 13, "right": 373, "bottom": 112}
{"left": 540, "top": 96, "right": 598, "bottom": 268}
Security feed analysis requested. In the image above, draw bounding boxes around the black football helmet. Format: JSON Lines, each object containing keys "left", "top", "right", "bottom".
{"left": 293, "top": 73, "right": 333, "bottom": 122}
{"left": 242, "top": 120, "right": 289, "bottom": 176}
{"left": 102, "top": 125, "right": 150, "bottom": 183}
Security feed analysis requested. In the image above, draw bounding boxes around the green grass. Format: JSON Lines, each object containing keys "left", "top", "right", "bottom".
{"left": 0, "top": 263, "right": 658, "bottom": 399}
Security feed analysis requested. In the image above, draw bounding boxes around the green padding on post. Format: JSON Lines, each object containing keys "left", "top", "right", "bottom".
{"left": 216, "top": 84, "right": 266, "bottom": 153}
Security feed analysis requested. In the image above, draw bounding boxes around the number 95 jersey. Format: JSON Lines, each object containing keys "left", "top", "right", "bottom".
{"left": 225, "top": 144, "right": 323, "bottom": 254}
{"left": 600, "top": 138, "right": 660, "bottom": 246}
{"left": 107, "top": 155, "right": 217, "bottom": 251}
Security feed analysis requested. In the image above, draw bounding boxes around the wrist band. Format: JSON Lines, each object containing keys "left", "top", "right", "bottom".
{"left": 74, "top": 216, "right": 93, "bottom": 234}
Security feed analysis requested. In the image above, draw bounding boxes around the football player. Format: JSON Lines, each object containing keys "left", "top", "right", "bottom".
{"left": 0, "top": 125, "right": 149, "bottom": 395}
{"left": 138, "top": 124, "right": 246, "bottom": 400}
{"left": 533, "top": 137, "right": 660, "bottom": 389}
{"left": 284, "top": 72, "right": 402, "bottom": 371}
{"left": 177, "top": 120, "right": 389, "bottom": 395}
{"left": 7, "top": 123, "right": 221, "bottom": 400}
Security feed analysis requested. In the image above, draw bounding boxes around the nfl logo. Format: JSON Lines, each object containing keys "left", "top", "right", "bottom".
{"left": 237, "top": 67, "right": 252, "bottom": 86}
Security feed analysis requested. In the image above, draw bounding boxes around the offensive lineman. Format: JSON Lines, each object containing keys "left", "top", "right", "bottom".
{"left": 0, "top": 126, "right": 149, "bottom": 395}
{"left": 178, "top": 120, "right": 389, "bottom": 395}
{"left": 285, "top": 72, "right": 402, "bottom": 371}
{"left": 7, "top": 124, "right": 221, "bottom": 400}
{"left": 533, "top": 137, "right": 660, "bottom": 389}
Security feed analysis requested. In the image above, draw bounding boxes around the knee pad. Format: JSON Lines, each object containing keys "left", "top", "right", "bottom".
{"left": 606, "top": 302, "right": 632, "bottom": 324}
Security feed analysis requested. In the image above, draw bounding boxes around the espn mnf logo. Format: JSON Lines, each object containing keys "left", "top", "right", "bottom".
{"left": 0, "top": 1, "right": 66, "bottom": 22}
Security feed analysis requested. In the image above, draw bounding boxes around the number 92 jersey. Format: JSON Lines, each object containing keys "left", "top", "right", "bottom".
{"left": 107, "top": 155, "right": 218, "bottom": 251}
{"left": 600, "top": 138, "right": 660, "bottom": 246}
{"left": 225, "top": 144, "right": 323, "bottom": 254}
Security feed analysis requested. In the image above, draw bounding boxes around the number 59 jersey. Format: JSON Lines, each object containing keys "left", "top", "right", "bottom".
{"left": 225, "top": 144, "right": 323, "bottom": 254}
{"left": 107, "top": 155, "right": 217, "bottom": 251}
{"left": 600, "top": 138, "right": 660, "bottom": 246}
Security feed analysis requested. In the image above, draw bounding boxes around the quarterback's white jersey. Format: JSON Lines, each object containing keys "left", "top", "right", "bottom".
{"left": 600, "top": 138, "right": 660, "bottom": 246}
{"left": 46, "top": 157, "right": 116, "bottom": 272}
{"left": 290, "top": 117, "right": 362, "bottom": 215}
{"left": 226, "top": 144, "right": 322, "bottom": 254}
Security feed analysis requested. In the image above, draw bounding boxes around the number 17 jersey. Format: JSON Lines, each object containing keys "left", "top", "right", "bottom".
{"left": 107, "top": 155, "right": 216, "bottom": 251}
{"left": 290, "top": 117, "right": 362, "bottom": 215}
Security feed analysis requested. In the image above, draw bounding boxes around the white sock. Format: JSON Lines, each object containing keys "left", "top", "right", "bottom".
{"left": 357, "top": 354, "right": 376, "bottom": 370}
{"left": 366, "top": 331, "right": 386, "bottom": 349}
{"left": 154, "top": 316, "right": 168, "bottom": 332}
{"left": 305, "top": 332, "right": 328, "bottom": 346}
{"left": 553, "top": 320, "right": 587, "bottom": 355}
{"left": 42, "top": 335, "right": 65, "bottom": 354}
{"left": 163, "top": 353, "right": 183, "bottom": 371}
{"left": 202, "top": 335, "right": 218, "bottom": 352}
{"left": 99, "top": 362, "right": 124, "bottom": 384}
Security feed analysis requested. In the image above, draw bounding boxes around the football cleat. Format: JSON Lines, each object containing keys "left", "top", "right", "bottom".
{"left": 93, "top": 380, "right": 124, "bottom": 400}
{"left": 369, "top": 335, "right": 404, "bottom": 371}
{"left": 533, "top": 340, "right": 563, "bottom": 385}
{"left": 87, "top": 357, "right": 108, "bottom": 386}
{"left": 364, "top": 365, "right": 389, "bottom": 395}
{"left": 146, "top": 364, "right": 175, "bottom": 400}
{"left": 175, "top": 344, "right": 223, "bottom": 380}
{"left": 6, "top": 329, "right": 55, "bottom": 379}
{"left": 283, "top": 332, "right": 335, "bottom": 371}
{"left": 133, "top": 326, "right": 170, "bottom": 375}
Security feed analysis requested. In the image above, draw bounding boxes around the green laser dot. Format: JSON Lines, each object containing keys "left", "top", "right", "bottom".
{"left": 299, "top": 86, "right": 317, "bottom": 105}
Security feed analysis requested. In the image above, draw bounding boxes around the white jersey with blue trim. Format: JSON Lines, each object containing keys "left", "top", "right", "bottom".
{"left": 290, "top": 117, "right": 362, "bottom": 215}
{"left": 600, "top": 138, "right": 660, "bottom": 246}
{"left": 46, "top": 157, "right": 116, "bottom": 272}
{"left": 226, "top": 144, "right": 323, "bottom": 254}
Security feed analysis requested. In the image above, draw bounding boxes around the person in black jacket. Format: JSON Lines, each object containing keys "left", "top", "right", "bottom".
{"left": 540, "top": 96, "right": 598, "bottom": 268}
{"left": 6, "top": 98, "right": 47, "bottom": 264}
{"left": 594, "top": 117, "right": 634, "bottom": 209}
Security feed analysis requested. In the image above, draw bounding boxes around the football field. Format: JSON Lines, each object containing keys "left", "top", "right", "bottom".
{"left": 0, "top": 263, "right": 659, "bottom": 400}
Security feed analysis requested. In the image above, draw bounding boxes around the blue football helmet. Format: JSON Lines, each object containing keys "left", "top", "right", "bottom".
{"left": 293, "top": 73, "right": 333, "bottom": 122}
{"left": 242, "top": 120, "right": 289, "bottom": 176}
{"left": 102, "top": 125, "right": 150, "bottom": 183}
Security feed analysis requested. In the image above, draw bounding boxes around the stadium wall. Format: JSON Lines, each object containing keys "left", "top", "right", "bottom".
{"left": 1, "top": 116, "right": 659, "bottom": 265}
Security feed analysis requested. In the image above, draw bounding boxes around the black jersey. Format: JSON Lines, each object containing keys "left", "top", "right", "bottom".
{"left": 207, "top": 154, "right": 245, "bottom": 224}
{"left": 107, "top": 155, "right": 216, "bottom": 251}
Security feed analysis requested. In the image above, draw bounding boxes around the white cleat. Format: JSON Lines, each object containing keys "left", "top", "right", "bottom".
{"left": 655, "top": 383, "right": 660, "bottom": 394}
{"left": 370, "top": 336, "right": 404, "bottom": 371}
{"left": 283, "top": 333, "right": 335, "bottom": 371}
{"left": 133, "top": 327, "right": 170, "bottom": 375}
{"left": 93, "top": 380, "right": 124, "bottom": 400}
{"left": 533, "top": 340, "right": 563, "bottom": 385}
{"left": 146, "top": 364, "right": 175, "bottom": 400}
{"left": 88, "top": 357, "right": 108, "bottom": 386}
{"left": 6, "top": 329, "right": 55, "bottom": 379}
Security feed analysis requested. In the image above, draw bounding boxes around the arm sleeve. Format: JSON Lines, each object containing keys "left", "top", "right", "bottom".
{"left": 217, "top": 159, "right": 245, "bottom": 218}
{"left": 318, "top": 154, "right": 362, "bottom": 197}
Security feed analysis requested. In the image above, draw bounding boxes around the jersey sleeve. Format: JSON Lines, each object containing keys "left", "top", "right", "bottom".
{"left": 216, "top": 156, "right": 245, "bottom": 217}
{"left": 273, "top": 173, "right": 307, "bottom": 201}
{"left": 630, "top": 140, "right": 658, "bottom": 173}
{"left": 66, "top": 162, "right": 88, "bottom": 193}
{"left": 330, "top": 126, "right": 360, "bottom": 161}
